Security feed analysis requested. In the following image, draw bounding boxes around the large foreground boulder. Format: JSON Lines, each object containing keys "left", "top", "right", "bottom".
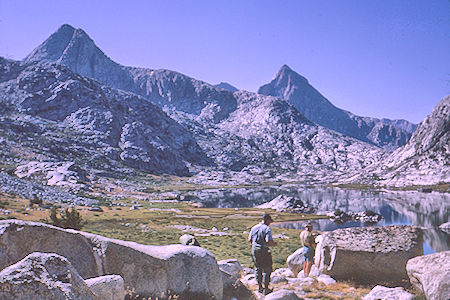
{"left": 85, "top": 275, "right": 125, "bottom": 300}
{"left": 286, "top": 248, "right": 305, "bottom": 276}
{"left": 0, "top": 220, "right": 223, "bottom": 299}
{"left": 406, "top": 251, "right": 450, "bottom": 300}
{"left": 362, "top": 285, "right": 414, "bottom": 300}
{"left": 316, "top": 225, "right": 423, "bottom": 286}
{"left": 0, "top": 252, "right": 96, "bottom": 300}
{"left": 263, "top": 289, "right": 302, "bottom": 300}
{"left": 218, "top": 259, "right": 255, "bottom": 300}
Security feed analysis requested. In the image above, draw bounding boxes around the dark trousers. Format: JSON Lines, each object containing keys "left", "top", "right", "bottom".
{"left": 252, "top": 246, "right": 272, "bottom": 288}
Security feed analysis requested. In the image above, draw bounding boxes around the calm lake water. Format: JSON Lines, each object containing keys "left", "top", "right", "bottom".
{"left": 182, "top": 185, "right": 450, "bottom": 254}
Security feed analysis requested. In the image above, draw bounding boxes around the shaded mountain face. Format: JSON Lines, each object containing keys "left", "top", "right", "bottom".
{"left": 258, "top": 65, "right": 416, "bottom": 150}
{"left": 25, "top": 24, "right": 237, "bottom": 123}
{"left": 0, "top": 57, "right": 211, "bottom": 176}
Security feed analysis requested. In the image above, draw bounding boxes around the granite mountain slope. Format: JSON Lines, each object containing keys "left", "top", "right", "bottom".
{"left": 19, "top": 24, "right": 388, "bottom": 183}
{"left": 258, "top": 65, "right": 416, "bottom": 150}
{"left": 346, "top": 96, "right": 450, "bottom": 186}
{"left": 378, "top": 96, "right": 449, "bottom": 186}
{"left": 0, "top": 57, "right": 210, "bottom": 177}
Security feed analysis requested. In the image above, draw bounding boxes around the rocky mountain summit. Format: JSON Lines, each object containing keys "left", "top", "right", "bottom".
{"left": 25, "top": 24, "right": 237, "bottom": 123}
{"left": 258, "top": 65, "right": 417, "bottom": 150}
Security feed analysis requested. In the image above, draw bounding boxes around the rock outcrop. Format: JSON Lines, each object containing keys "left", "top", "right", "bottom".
{"left": 218, "top": 259, "right": 243, "bottom": 278}
{"left": 286, "top": 248, "right": 306, "bottom": 276}
{"left": 363, "top": 285, "right": 414, "bottom": 300}
{"left": 256, "top": 195, "right": 311, "bottom": 213}
{"left": 316, "top": 225, "right": 423, "bottom": 286}
{"left": 85, "top": 275, "right": 125, "bottom": 300}
{"left": 377, "top": 96, "right": 450, "bottom": 186}
{"left": 258, "top": 64, "right": 416, "bottom": 150}
{"left": 263, "top": 289, "right": 302, "bottom": 300}
{"left": 15, "top": 161, "right": 86, "bottom": 189}
{"left": 439, "top": 222, "right": 450, "bottom": 234}
{"left": 0, "top": 220, "right": 223, "bottom": 299}
{"left": 217, "top": 259, "right": 255, "bottom": 300}
{"left": 0, "top": 252, "right": 97, "bottom": 300}
{"left": 406, "top": 251, "right": 450, "bottom": 300}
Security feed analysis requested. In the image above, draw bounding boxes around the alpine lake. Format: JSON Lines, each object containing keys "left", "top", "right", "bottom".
{"left": 175, "top": 185, "right": 450, "bottom": 254}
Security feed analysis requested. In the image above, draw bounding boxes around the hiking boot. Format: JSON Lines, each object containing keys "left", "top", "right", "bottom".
{"left": 258, "top": 286, "right": 264, "bottom": 293}
{"left": 264, "top": 288, "right": 273, "bottom": 295}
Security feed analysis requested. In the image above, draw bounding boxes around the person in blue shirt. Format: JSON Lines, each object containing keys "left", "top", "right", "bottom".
{"left": 248, "top": 213, "right": 277, "bottom": 294}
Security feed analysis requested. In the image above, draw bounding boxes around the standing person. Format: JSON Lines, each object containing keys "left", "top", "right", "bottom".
{"left": 248, "top": 213, "right": 277, "bottom": 294}
{"left": 300, "top": 222, "right": 316, "bottom": 277}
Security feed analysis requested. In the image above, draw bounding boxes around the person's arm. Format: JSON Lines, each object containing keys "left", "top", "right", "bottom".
{"left": 268, "top": 239, "right": 277, "bottom": 247}
{"left": 266, "top": 228, "right": 277, "bottom": 247}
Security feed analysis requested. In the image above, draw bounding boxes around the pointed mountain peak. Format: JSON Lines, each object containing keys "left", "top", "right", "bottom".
{"left": 58, "top": 24, "right": 76, "bottom": 33}
{"left": 279, "top": 64, "right": 293, "bottom": 72}
{"left": 24, "top": 24, "right": 97, "bottom": 64}
{"left": 25, "top": 24, "right": 77, "bottom": 62}
{"left": 275, "top": 64, "right": 308, "bottom": 83}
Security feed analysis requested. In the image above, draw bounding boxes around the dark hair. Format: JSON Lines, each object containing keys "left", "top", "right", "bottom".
{"left": 263, "top": 214, "right": 273, "bottom": 221}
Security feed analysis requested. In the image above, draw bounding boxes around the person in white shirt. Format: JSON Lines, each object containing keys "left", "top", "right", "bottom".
{"left": 248, "top": 214, "right": 277, "bottom": 294}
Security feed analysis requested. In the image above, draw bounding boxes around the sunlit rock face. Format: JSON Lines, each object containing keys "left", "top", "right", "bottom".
{"left": 258, "top": 65, "right": 416, "bottom": 150}
{"left": 406, "top": 251, "right": 450, "bottom": 300}
{"left": 0, "top": 220, "right": 224, "bottom": 300}
{"left": 316, "top": 225, "right": 423, "bottom": 286}
{"left": 379, "top": 96, "right": 450, "bottom": 186}
{"left": 0, "top": 57, "right": 210, "bottom": 176}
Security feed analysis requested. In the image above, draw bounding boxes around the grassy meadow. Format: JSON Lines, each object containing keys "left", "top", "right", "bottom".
{"left": 0, "top": 191, "right": 325, "bottom": 270}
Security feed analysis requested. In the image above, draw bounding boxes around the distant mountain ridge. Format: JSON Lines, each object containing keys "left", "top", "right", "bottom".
{"left": 215, "top": 82, "right": 239, "bottom": 92}
{"left": 0, "top": 24, "right": 391, "bottom": 184}
{"left": 2, "top": 23, "right": 445, "bottom": 188}
{"left": 258, "top": 65, "right": 417, "bottom": 150}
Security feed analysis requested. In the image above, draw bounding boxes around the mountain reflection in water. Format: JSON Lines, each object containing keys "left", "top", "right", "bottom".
{"left": 184, "top": 185, "right": 449, "bottom": 253}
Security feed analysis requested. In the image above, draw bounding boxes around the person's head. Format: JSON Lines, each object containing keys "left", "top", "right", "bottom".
{"left": 262, "top": 213, "right": 274, "bottom": 225}
{"left": 304, "top": 222, "right": 313, "bottom": 231}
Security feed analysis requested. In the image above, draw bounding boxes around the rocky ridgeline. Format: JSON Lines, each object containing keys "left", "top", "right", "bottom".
{"left": 258, "top": 65, "right": 417, "bottom": 150}
{"left": 0, "top": 220, "right": 448, "bottom": 299}
{"left": 346, "top": 96, "right": 450, "bottom": 187}
{"left": 379, "top": 96, "right": 450, "bottom": 186}
{"left": 0, "top": 24, "right": 391, "bottom": 190}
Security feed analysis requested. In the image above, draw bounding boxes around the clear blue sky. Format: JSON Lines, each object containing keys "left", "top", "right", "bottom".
{"left": 1, "top": 0, "right": 449, "bottom": 123}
